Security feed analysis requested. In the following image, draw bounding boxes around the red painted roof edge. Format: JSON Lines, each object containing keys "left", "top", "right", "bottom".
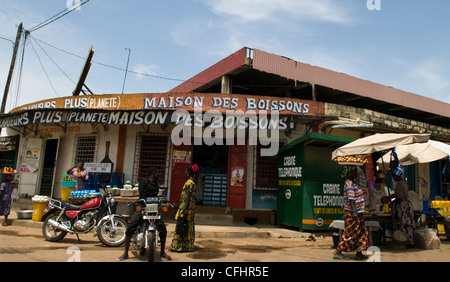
{"left": 168, "top": 47, "right": 248, "bottom": 93}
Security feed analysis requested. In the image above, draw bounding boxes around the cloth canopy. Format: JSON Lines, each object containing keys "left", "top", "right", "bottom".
{"left": 331, "top": 133, "right": 430, "bottom": 160}
{"left": 376, "top": 141, "right": 449, "bottom": 167}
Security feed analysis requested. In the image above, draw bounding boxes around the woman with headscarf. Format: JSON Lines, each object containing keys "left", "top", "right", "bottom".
{"left": 333, "top": 168, "right": 369, "bottom": 260}
{"left": 170, "top": 164, "right": 199, "bottom": 252}
{"left": 383, "top": 172, "right": 415, "bottom": 248}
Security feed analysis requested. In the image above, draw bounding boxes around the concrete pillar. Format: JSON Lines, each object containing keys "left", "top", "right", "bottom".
{"left": 221, "top": 75, "right": 232, "bottom": 94}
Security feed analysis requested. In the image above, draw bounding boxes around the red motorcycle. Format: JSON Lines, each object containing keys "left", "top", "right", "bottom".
{"left": 41, "top": 189, "right": 127, "bottom": 247}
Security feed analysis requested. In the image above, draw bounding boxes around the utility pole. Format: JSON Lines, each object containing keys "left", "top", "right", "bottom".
{"left": 1, "top": 23, "right": 23, "bottom": 114}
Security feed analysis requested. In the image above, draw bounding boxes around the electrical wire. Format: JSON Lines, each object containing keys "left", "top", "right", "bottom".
{"left": 29, "top": 37, "right": 61, "bottom": 97}
{"left": 30, "top": 36, "right": 76, "bottom": 85}
{"left": 10, "top": 33, "right": 28, "bottom": 110}
{"left": 0, "top": 36, "right": 14, "bottom": 45}
{"left": 28, "top": 0, "right": 91, "bottom": 33}
{"left": 31, "top": 36, "right": 203, "bottom": 84}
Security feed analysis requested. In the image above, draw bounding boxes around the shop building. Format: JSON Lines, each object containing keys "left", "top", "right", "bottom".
{"left": 1, "top": 47, "right": 450, "bottom": 225}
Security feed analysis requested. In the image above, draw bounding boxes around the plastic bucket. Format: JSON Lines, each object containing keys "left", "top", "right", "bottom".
{"left": 61, "top": 188, "right": 75, "bottom": 201}
{"left": 62, "top": 181, "right": 76, "bottom": 188}
{"left": 61, "top": 181, "right": 76, "bottom": 201}
{"left": 32, "top": 203, "right": 47, "bottom": 221}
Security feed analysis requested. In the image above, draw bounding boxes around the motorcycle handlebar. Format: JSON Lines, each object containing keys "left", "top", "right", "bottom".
{"left": 127, "top": 199, "right": 145, "bottom": 207}
{"left": 161, "top": 199, "right": 175, "bottom": 208}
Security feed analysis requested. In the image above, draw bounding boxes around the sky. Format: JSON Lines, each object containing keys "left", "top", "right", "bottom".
{"left": 1, "top": 0, "right": 450, "bottom": 114}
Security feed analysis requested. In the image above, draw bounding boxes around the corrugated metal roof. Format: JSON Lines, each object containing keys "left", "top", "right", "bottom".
{"left": 252, "top": 49, "right": 450, "bottom": 119}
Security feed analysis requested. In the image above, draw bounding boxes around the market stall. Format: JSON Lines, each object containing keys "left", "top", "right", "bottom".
{"left": 330, "top": 133, "right": 450, "bottom": 247}
{"left": 331, "top": 133, "right": 430, "bottom": 160}
{"left": 376, "top": 140, "right": 450, "bottom": 240}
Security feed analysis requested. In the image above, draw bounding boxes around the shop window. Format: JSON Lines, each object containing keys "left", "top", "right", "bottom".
{"left": 254, "top": 141, "right": 285, "bottom": 190}
{"left": 133, "top": 133, "right": 170, "bottom": 188}
{"left": 74, "top": 136, "right": 97, "bottom": 163}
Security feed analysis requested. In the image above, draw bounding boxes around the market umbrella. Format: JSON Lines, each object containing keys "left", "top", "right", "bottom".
{"left": 376, "top": 141, "right": 449, "bottom": 167}
{"left": 331, "top": 133, "right": 430, "bottom": 160}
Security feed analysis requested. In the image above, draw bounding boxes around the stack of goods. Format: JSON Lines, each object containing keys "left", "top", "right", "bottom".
{"left": 70, "top": 190, "right": 100, "bottom": 198}
{"left": 203, "top": 174, "right": 227, "bottom": 206}
{"left": 333, "top": 155, "right": 368, "bottom": 164}
{"left": 2, "top": 167, "right": 16, "bottom": 173}
{"left": 31, "top": 195, "right": 49, "bottom": 203}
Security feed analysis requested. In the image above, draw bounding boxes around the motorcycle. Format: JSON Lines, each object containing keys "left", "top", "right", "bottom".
{"left": 41, "top": 188, "right": 127, "bottom": 247}
{"left": 128, "top": 197, "right": 174, "bottom": 262}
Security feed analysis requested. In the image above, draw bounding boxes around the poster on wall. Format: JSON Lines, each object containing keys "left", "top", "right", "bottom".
{"left": 173, "top": 150, "right": 192, "bottom": 164}
{"left": 25, "top": 150, "right": 40, "bottom": 160}
{"left": 230, "top": 166, "right": 245, "bottom": 186}
{"left": 252, "top": 190, "right": 277, "bottom": 210}
{"left": 20, "top": 162, "right": 38, "bottom": 173}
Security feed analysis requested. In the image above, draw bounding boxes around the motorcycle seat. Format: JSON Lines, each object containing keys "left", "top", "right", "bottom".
{"left": 61, "top": 201, "right": 82, "bottom": 211}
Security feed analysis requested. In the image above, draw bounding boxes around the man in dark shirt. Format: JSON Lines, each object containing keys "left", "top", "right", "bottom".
{"left": 118, "top": 167, "right": 171, "bottom": 260}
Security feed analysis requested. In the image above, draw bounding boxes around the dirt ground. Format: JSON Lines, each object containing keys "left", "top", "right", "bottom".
{"left": 1, "top": 223, "right": 449, "bottom": 263}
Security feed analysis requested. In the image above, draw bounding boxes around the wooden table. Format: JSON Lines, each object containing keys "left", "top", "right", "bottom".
{"left": 364, "top": 213, "right": 393, "bottom": 245}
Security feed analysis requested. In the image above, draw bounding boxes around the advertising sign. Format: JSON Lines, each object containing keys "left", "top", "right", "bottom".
{"left": 277, "top": 133, "right": 354, "bottom": 231}
{"left": 11, "top": 93, "right": 324, "bottom": 116}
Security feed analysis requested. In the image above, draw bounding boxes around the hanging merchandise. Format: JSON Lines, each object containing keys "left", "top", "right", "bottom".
{"left": 389, "top": 148, "right": 400, "bottom": 174}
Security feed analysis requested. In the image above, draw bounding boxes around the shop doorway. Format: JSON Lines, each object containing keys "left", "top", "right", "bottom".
{"left": 170, "top": 144, "right": 193, "bottom": 206}
{"left": 39, "top": 139, "right": 59, "bottom": 196}
{"left": 193, "top": 144, "right": 228, "bottom": 206}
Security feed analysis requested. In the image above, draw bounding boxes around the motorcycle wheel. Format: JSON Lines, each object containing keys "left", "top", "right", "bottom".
{"left": 97, "top": 216, "right": 127, "bottom": 247}
{"left": 138, "top": 228, "right": 147, "bottom": 255}
{"left": 42, "top": 213, "right": 68, "bottom": 242}
{"left": 148, "top": 230, "right": 156, "bottom": 262}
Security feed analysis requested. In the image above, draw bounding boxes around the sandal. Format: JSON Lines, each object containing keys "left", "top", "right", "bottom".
{"left": 333, "top": 251, "right": 347, "bottom": 260}
{"left": 160, "top": 253, "right": 172, "bottom": 260}
{"left": 117, "top": 255, "right": 128, "bottom": 261}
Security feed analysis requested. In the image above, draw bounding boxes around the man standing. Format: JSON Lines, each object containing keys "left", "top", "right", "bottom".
{"left": 333, "top": 168, "right": 368, "bottom": 260}
{"left": 118, "top": 167, "right": 171, "bottom": 260}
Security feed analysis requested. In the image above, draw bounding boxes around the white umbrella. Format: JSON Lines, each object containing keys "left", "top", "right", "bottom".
{"left": 331, "top": 133, "right": 430, "bottom": 160}
{"left": 376, "top": 141, "right": 449, "bottom": 167}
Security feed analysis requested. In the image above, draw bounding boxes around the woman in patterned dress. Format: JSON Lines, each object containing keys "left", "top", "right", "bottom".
{"left": 333, "top": 168, "right": 369, "bottom": 260}
{"left": 388, "top": 173, "right": 415, "bottom": 248}
{"left": 170, "top": 164, "right": 199, "bottom": 252}
{"left": 0, "top": 175, "right": 14, "bottom": 226}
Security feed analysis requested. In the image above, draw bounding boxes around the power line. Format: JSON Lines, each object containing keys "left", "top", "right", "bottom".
{"left": 28, "top": 0, "right": 91, "bottom": 33}
{"left": 31, "top": 36, "right": 200, "bottom": 84}
{"left": 30, "top": 36, "right": 76, "bottom": 85}
{"left": 0, "top": 36, "right": 14, "bottom": 45}
{"left": 29, "top": 36, "right": 61, "bottom": 97}
{"left": 11, "top": 32, "right": 28, "bottom": 109}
